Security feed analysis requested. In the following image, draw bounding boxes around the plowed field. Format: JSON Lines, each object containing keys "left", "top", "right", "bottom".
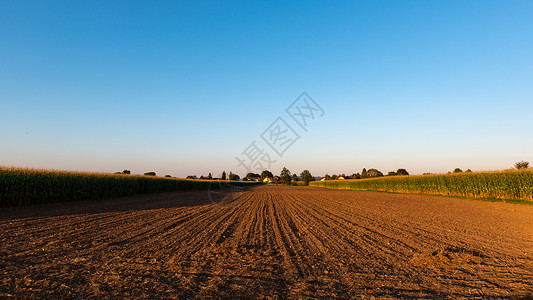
{"left": 1, "top": 186, "right": 532, "bottom": 298}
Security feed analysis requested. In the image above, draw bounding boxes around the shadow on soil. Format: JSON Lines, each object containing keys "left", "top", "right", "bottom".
{"left": 0, "top": 186, "right": 261, "bottom": 220}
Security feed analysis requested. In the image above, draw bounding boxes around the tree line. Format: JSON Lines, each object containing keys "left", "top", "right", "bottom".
{"left": 113, "top": 161, "right": 529, "bottom": 182}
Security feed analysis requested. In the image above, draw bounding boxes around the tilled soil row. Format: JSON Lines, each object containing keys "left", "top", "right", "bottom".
{"left": 1, "top": 186, "right": 532, "bottom": 298}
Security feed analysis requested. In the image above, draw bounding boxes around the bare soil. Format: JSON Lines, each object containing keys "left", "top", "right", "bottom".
{"left": 1, "top": 186, "right": 532, "bottom": 299}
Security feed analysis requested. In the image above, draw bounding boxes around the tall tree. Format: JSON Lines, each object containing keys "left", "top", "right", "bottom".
{"left": 515, "top": 161, "right": 530, "bottom": 169}
{"left": 221, "top": 171, "right": 227, "bottom": 180}
{"left": 396, "top": 168, "right": 409, "bottom": 176}
{"left": 229, "top": 172, "right": 240, "bottom": 181}
{"left": 280, "top": 167, "right": 292, "bottom": 185}
{"left": 246, "top": 173, "right": 260, "bottom": 181}
{"left": 300, "top": 170, "right": 314, "bottom": 185}
{"left": 208, "top": 173, "right": 212, "bottom": 179}
{"left": 260, "top": 170, "right": 274, "bottom": 181}
{"left": 366, "top": 168, "right": 383, "bottom": 177}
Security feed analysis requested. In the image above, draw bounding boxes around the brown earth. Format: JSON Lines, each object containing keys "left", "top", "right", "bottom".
{"left": 1, "top": 186, "right": 532, "bottom": 299}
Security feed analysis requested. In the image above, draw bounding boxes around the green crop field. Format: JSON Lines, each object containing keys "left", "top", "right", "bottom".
{"left": 0, "top": 167, "right": 260, "bottom": 207}
{"left": 310, "top": 170, "right": 533, "bottom": 202}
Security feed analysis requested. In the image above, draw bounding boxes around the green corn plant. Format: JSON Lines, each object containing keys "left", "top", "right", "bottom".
{"left": 310, "top": 170, "right": 533, "bottom": 201}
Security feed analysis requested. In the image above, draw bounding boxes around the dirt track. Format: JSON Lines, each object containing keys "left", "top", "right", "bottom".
{"left": 1, "top": 186, "right": 532, "bottom": 298}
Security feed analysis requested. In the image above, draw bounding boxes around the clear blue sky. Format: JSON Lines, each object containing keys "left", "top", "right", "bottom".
{"left": 1, "top": 1, "right": 532, "bottom": 177}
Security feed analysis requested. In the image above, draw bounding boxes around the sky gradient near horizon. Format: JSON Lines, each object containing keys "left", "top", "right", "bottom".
{"left": 1, "top": 1, "right": 532, "bottom": 178}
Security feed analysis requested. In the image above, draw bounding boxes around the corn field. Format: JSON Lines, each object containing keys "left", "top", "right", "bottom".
{"left": 0, "top": 167, "right": 260, "bottom": 207}
{"left": 310, "top": 170, "right": 533, "bottom": 201}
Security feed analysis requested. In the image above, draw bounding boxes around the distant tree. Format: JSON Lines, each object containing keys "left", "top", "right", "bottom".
{"left": 465, "top": 169, "right": 472, "bottom": 173}
{"left": 221, "top": 171, "right": 227, "bottom": 180}
{"left": 144, "top": 172, "right": 156, "bottom": 176}
{"left": 123, "top": 170, "right": 131, "bottom": 174}
{"left": 165, "top": 175, "right": 171, "bottom": 177}
{"left": 331, "top": 174, "right": 338, "bottom": 180}
{"left": 366, "top": 168, "right": 383, "bottom": 177}
{"left": 280, "top": 167, "right": 292, "bottom": 185}
{"left": 260, "top": 170, "right": 274, "bottom": 181}
{"left": 515, "top": 161, "right": 530, "bottom": 169}
{"left": 361, "top": 168, "right": 368, "bottom": 178}
{"left": 208, "top": 173, "right": 212, "bottom": 179}
{"left": 350, "top": 173, "right": 361, "bottom": 179}
{"left": 453, "top": 168, "right": 463, "bottom": 173}
{"left": 388, "top": 171, "right": 397, "bottom": 176}
{"left": 229, "top": 172, "right": 240, "bottom": 181}
{"left": 396, "top": 168, "right": 409, "bottom": 176}
{"left": 245, "top": 173, "right": 260, "bottom": 181}
{"left": 324, "top": 174, "right": 332, "bottom": 180}
{"left": 251, "top": 172, "right": 261, "bottom": 178}
{"left": 186, "top": 175, "right": 197, "bottom": 179}
{"left": 292, "top": 174, "right": 299, "bottom": 182}
{"left": 300, "top": 170, "right": 314, "bottom": 186}
{"left": 114, "top": 172, "right": 122, "bottom": 174}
